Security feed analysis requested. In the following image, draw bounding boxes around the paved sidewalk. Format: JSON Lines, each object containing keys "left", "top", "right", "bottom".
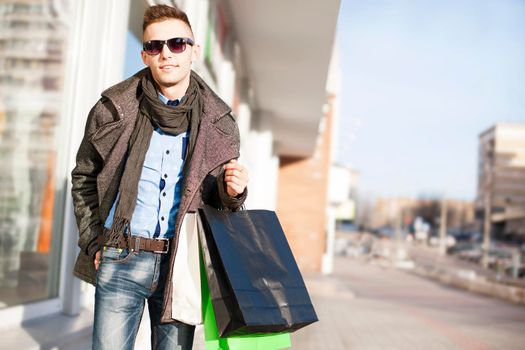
{"left": 290, "top": 256, "right": 525, "bottom": 350}
{"left": 63, "top": 255, "right": 525, "bottom": 349}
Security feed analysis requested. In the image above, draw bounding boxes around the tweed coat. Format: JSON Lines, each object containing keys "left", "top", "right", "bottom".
{"left": 71, "top": 68, "right": 246, "bottom": 323}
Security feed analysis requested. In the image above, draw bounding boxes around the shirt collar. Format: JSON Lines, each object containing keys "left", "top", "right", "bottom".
{"left": 158, "top": 92, "right": 184, "bottom": 106}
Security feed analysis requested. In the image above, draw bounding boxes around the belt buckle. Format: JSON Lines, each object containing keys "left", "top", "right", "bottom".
{"left": 133, "top": 237, "right": 141, "bottom": 252}
{"left": 154, "top": 238, "right": 169, "bottom": 254}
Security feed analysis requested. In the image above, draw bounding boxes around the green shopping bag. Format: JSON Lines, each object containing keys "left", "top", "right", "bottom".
{"left": 200, "top": 252, "right": 292, "bottom": 350}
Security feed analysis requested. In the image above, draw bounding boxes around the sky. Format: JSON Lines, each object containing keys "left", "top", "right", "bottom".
{"left": 336, "top": 0, "right": 525, "bottom": 200}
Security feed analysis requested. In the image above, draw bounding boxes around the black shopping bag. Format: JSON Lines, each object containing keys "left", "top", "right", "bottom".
{"left": 197, "top": 205, "right": 318, "bottom": 337}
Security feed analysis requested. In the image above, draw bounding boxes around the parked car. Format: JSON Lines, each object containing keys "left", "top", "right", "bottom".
{"left": 447, "top": 229, "right": 481, "bottom": 243}
{"left": 447, "top": 241, "right": 480, "bottom": 255}
{"left": 429, "top": 234, "right": 456, "bottom": 247}
{"left": 504, "top": 265, "right": 525, "bottom": 278}
{"left": 336, "top": 220, "right": 358, "bottom": 233}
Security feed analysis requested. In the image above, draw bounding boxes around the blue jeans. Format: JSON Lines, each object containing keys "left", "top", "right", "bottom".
{"left": 93, "top": 246, "right": 195, "bottom": 349}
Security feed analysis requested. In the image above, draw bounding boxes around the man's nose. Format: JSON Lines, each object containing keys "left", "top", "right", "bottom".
{"left": 159, "top": 43, "right": 172, "bottom": 59}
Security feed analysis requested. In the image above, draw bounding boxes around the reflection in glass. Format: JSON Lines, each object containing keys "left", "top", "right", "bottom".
{"left": 0, "top": 0, "right": 68, "bottom": 309}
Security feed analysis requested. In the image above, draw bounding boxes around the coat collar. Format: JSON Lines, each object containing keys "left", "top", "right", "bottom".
{"left": 100, "top": 68, "right": 231, "bottom": 123}
{"left": 94, "top": 66, "right": 238, "bottom": 228}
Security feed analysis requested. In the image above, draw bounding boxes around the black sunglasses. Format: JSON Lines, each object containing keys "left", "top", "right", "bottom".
{"left": 142, "top": 37, "right": 195, "bottom": 55}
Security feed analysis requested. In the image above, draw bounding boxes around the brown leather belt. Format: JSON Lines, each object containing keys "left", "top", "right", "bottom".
{"left": 100, "top": 235, "right": 170, "bottom": 254}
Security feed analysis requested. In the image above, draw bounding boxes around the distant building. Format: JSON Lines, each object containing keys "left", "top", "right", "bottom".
{"left": 371, "top": 197, "right": 475, "bottom": 232}
{"left": 372, "top": 197, "right": 420, "bottom": 229}
{"left": 476, "top": 123, "right": 525, "bottom": 240}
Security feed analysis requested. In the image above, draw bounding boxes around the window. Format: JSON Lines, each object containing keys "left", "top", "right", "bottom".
{"left": 0, "top": 0, "right": 68, "bottom": 310}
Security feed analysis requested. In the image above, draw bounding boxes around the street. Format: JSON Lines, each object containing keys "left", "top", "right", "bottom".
{"left": 291, "top": 256, "right": 525, "bottom": 350}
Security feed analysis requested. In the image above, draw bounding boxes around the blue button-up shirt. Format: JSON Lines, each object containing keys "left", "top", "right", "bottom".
{"left": 104, "top": 93, "right": 188, "bottom": 239}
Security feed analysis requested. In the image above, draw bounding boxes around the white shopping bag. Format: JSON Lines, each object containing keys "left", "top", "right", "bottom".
{"left": 171, "top": 213, "right": 202, "bottom": 325}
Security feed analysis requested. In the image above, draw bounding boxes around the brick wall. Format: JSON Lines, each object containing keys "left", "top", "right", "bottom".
{"left": 276, "top": 95, "right": 334, "bottom": 273}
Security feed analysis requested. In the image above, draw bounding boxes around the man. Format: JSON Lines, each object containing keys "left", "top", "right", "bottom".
{"left": 71, "top": 4, "right": 248, "bottom": 349}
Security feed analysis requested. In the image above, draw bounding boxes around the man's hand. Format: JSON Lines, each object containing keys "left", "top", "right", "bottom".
{"left": 223, "top": 159, "right": 249, "bottom": 197}
{"left": 94, "top": 250, "right": 101, "bottom": 270}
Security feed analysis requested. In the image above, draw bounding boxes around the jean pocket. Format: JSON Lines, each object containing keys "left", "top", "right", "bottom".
{"left": 101, "top": 246, "right": 134, "bottom": 264}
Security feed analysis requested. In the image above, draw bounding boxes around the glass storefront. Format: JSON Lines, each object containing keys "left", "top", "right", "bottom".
{"left": 0, "top": 0, "right": 68, "bottom": 309}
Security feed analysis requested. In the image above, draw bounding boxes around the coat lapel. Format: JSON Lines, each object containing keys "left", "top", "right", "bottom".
{"left": 174, "top": 116, "right": 239, "bottom": 231}
{"left": 174, "top": 71, "right": 238, "bottom": 226}
{"left": 89, "top": 110, "right": 137, "bottom": 208}
{"left": 89, "top": 69, "right": 238, "bottom": 230}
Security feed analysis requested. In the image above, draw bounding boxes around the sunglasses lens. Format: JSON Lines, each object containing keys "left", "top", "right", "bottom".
{"left": 167, "top": 38, "right": 186, "bottom": 53}
{"left": 143, "top": 38, "right": 192, "bottom": 55}
{"left": 144, "top": 41, "right": 162, "bottom": 55}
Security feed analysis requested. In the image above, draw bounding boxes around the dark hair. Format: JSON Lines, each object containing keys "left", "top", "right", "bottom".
{"left": 143, "top": 4, "right": 193, "bottom": 34}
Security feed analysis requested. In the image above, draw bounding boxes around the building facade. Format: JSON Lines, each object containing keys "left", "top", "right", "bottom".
{"left": 0, "top": 0, "right": 340, "bottom": 347}
{"left": 371, "top": 197, "right": 475, "bottom": 233}
{"left": 476, "top": 123, "right": 525, "bottom": 240}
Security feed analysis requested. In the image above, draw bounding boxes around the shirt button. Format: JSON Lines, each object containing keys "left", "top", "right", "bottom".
{"left": 166, "top": 150, "right": 170, "bottom": 155}
{"left": 163, "top": 174, "right": 168, "bottom": 178}
{"left": 161, "top": 216, "right": 165, "bottom": 221}
{"left": 162, "top": 192, "right": 166, "bottom": 197}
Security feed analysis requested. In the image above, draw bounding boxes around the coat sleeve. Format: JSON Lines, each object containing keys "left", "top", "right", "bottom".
{"left": 212, "top": 113, "right": 247, "bottom": 211}
{"left": 71, "top": 100, "right": 105, "bottom": 260}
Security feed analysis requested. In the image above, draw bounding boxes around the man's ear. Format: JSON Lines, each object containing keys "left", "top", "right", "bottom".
{"left": 191, "top": 44, "right": 201, "bottom": 63}
{"left": 140, "top": 50, "right": 148, "bottom": 66}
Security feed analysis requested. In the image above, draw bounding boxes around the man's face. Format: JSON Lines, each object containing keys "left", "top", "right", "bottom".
{"left": 141, "top": 19, "right": 200, "bottom": 90}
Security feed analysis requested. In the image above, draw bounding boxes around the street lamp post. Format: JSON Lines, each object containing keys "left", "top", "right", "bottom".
{"left": 439, "top": 197, "right": 447, "bottom": 256}
{"left": 482, "top": 146, "right": 493, "bottom": 269}
{"left": 395, "top": 206, "right": 403, "bottom": 262}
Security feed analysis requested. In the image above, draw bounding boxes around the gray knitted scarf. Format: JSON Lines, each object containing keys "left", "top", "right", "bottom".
{"left": 104, "top": 69, "right": 202, "bottom": 246}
